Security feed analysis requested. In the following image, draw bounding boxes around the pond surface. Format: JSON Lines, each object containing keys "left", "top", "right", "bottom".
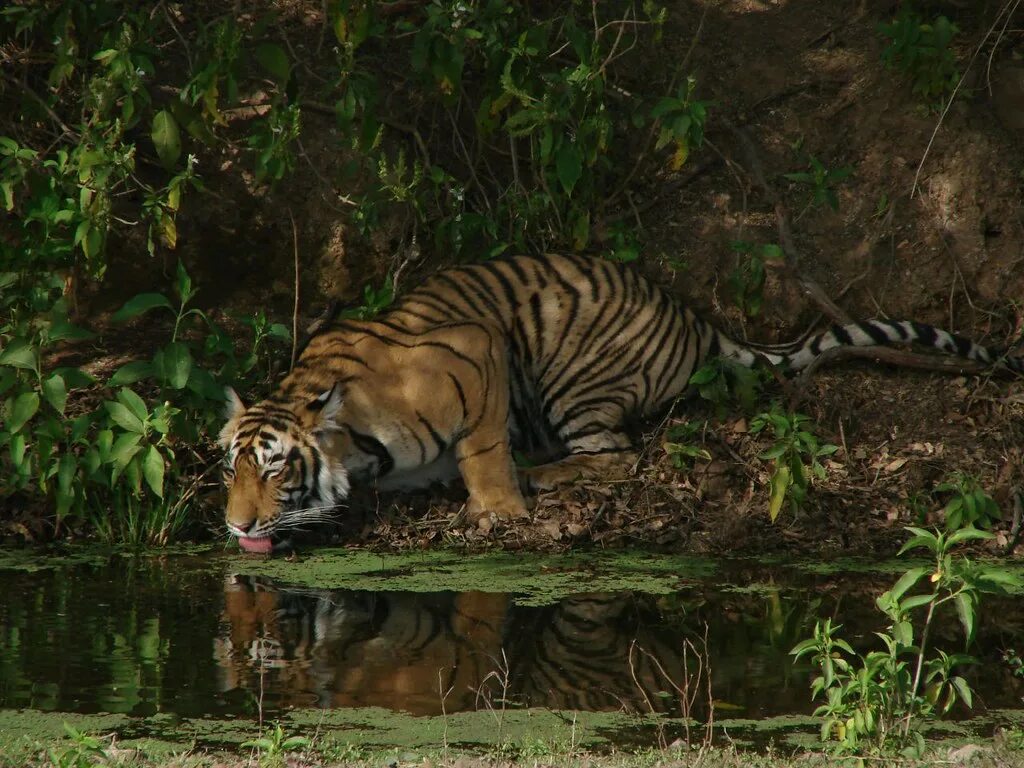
{"left": 1, "top": 548, "right": 1022, "bottom": 749}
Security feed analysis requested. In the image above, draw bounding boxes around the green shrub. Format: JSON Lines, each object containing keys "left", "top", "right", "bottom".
{"left": 879, "top": 7, "right": 960, "bottom": 104}
{"left": 793, "top": 525, "right": 1021, "bottom": 755}
{"left": 0, "top": 0, "right": 707, "bottom": 542}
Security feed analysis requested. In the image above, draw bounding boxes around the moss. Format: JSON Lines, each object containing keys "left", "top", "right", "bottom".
{"left": 226, "top": 549, "right": 718, "bottom": 605}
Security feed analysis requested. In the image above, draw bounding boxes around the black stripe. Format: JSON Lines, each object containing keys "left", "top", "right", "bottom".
{"left": 416, "top": 411, "right": 448, "bottom": 457}
{"left": 857, "top": 321, "right": 890, "bottom": 345}
{"left": 349, "top": 428, "right": 395, "bottom": 476}
{"left": 448, "top": 373, "right": 469, "bottom": 421}
{"left": 832, "top": 325, "right": 853, "bottom": 345}
{"left": 911, "top": 322, "right": 938, "bottom": 346}
{"left": 954, "top": 334, "right": 973, "bottom": 358}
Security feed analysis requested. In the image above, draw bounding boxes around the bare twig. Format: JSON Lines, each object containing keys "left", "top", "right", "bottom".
{"left": 289, "top": 208, "right": 300, "bottom": 369}
{"left": 1005, "top": 488, "right": 1023, "bottom": 556}
{"left": 985, "top": 0, "right": 1022, "bottom": 95}
{"left": 3, "top": 73, "right": 78, "bottom": 139}
{"left": 912, "top": 0, "right": 1021, "bottom": 197}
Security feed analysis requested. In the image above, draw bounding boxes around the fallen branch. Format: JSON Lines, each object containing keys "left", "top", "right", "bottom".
{"left": 793, "top": 344, "right": 990, "bottom": 388}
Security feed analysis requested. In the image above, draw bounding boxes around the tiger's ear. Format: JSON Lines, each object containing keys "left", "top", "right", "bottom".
{"left": 224, "top": 387, "right": 247, "bottom": 419}
{"left": 307, "top": 383, "right": 344, "bottom": 431}
{"left": 218, "top": 387, "right": 247, "bottom": 449}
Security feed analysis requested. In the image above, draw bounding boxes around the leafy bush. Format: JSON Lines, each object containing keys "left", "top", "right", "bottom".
{"left": 793, "top": 525, "right": 1021, "bottom": 756}
{"left": 879, "top": 7, "right": 960, "bottom": 104}
{"left": 0, "top": 0, "right": 708, "bottom": 542}
{"left": 750, "top": 405, "right": 838, "bottom": 521}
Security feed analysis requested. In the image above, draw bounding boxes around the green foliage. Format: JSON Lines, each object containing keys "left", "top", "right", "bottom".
{"left": 783, "top": 156, "right": 852, "bottom": 212}
{"left": 934, "top": 472, "right": 1001, "bottom": 531}
{"left": 688, "top": 358, "right": 766, "bottom": 416}
{"left": 663, "top": 420, "right": 711, "bottom": 469}
{"left": 728, "top": 241, "right": 783, "bottom": 318}
{"left": 47, "top": 724, "right": 106, "bottom": 768}
{"left": 340, "top": 275, "right": 397, "bottom": 320}
{"left": 879, "top": 8, "right": 960, "bottom": 104}
{"left": 792, "top": 525, "right": 1021, "bottom": 756}
{"left": 0, "top": 0, "right": 709, "bottom": 542}
{"left": 750, "top": 405, "right": 838, "bottom": 521}
{"left": 0, "top": 261, "right": 289, "bottom": 544}
{"left": 331, "top": 0, "right": 704, "bottom": 259}
{"left": 243, "top": 723, "right": 310, "bottom": 766}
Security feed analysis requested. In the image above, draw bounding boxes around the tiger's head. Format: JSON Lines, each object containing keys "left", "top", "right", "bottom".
{"left": 218, "top": 384, "right": 350, "bottom": 553}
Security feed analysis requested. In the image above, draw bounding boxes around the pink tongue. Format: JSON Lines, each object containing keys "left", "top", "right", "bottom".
{"left": 238, "top": 536, "right": 273, "bottom": 554}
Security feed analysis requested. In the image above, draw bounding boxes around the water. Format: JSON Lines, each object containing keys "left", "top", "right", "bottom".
{"left": 1, "top": 550, "right": 1022, "bottom": 745}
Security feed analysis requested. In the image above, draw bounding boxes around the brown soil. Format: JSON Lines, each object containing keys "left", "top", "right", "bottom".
{"left": 43, "top": 1, "right": 1024, "bottom": 557}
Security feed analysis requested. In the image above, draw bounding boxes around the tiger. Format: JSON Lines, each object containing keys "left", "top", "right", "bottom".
{"left": 216, "top": 575, "right": 510, "bottom": 714}
{"left": 216, "top": 575, "right": 689, "bottom": 715}
{"left": 219, "top": 252, "right": 1023, "bottom": 552}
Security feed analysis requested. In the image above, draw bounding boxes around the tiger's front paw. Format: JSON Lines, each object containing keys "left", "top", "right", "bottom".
{"left": 465, "top": 493, "right": 529, "bottom": 532}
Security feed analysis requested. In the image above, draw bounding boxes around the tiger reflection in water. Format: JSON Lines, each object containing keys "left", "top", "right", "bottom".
{"left": 215, "top": 576, "right": 686, "bottom": 715}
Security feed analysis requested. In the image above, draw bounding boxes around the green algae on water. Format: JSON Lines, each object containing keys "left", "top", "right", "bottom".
{"left": 225, "top": 549, "right": 718, "bottom": 605}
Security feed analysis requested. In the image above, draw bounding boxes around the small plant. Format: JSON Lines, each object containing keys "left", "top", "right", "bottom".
{"left": 1003, "top": 648, "right": 1024, "bottom": 679}
{"left": 728, "top": 241, "right": 783, "bottom": 318}
{"left": 340, "top": 275, "right": 396, "bottom": 320}
{"left": 783, "top": 156, "right": 853, "bottom": 212}
{"left": 750, "top": 405, "right": 838, "bottom": 521}
{"left": 793, "top": 526, "right": 1021, "bottom": 755}
{"left": 934, "top": 472, "right": 1001, "bottom": 531}
{"left": 48, "top": 724, "right": 106, "bottom": 768}
{"left": 688, "top": 358, "right": 766, "bottom": 417}
{"left": 663, "top": 420, "right": 711, "bottom": 468}
{"left": 242, "top": 723, "right": 310, "bottom": 766}
{"left": 650, "top": 75, "right": 709, "bottom": 171}
{"left": 879, "top": 9, "right": 960, "bottom": 104}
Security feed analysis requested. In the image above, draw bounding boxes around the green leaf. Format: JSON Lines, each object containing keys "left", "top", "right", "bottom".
{"left": 112, "top": 293, "right": 174, "bottom": 323}
{"left": 946, "top": 527, "right": 995, "bottom": 547}
{"left": 95, "top": 429, "right": 113, "bottom": 460}
{"left": 154, "top": 342, "right": 192, "bottom": 389}
{"left": 950, "top": 676, "right": 972, "bottom": 708}
{"left": 7, "top": 392, "right": 40, "bottom": 433}
{"left": 151, "top": 110, "right": 182, "bottom": 169}
{"left": 174, "top": 260, "right": 194, "bottom": 304}
{"left": 104, "top": 401, "right": 145, "bottom": 434}
{"left": 759, "top": 444, "right": 788, "bottom": 460}
{"left": 890, "top": 566, "right": 929, "bottom": 600}
{"left": 53, "top": 367, "right": 97, "bottom": 389}
{"left": 109, "top": 432, "right": 142, "bottom": 470}
{"left": 9, "top": 433, "right": 26, "bottom": 467}
{"left": 688, "top": 366, "right": 718, "bottom": 386}
{"left": 109, "top": 361, "right": 154, "bottom": 386}
{"left": 42, "top": 373, "right": 67, "bottom": 415}
{"left": 899, "top": 534, "right": 938, "bottom": 556}
{"left": 900, "top": 593, "right": 934, "bottom": 611}
{"left": 768, "top": 464, "right": 791, "bottom": 522}
{"left": 142, "top": 445, "right": 164, "bottom": 499}
{"left": 0, "top": 339, "right": 37, "bottom": 371}
{"left": 57, "top": 452, "right": 76, "bottom": 493}
{"left": 117, "top": 387, "right": 149, "bottom": 423}
{"left": 555, "top": 143, "right": 583, "bottom": 196}
{"left": 954, "top": 592, "right": 975, "bottom": 643}
{"left": 255, "top": 43, "right": 291, "bottom": 84}
{"left": 47, "top": 320, "right": 94, "bottom": 343}
{"left": 185, "top": 366, "right": 223, "bottom": 401}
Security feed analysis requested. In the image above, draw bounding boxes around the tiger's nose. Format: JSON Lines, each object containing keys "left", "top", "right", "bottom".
{"left": 230, "top": 519, "right": 256, "bottom": 535}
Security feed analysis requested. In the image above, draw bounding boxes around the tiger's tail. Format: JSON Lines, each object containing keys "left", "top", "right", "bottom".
{"left": 714, "top": 319, "right": 1024, "bottom": 374}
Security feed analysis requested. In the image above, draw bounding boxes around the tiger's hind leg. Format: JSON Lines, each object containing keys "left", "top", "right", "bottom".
{"left": 520, "top": 431, "right": 637, "bottom": 492}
